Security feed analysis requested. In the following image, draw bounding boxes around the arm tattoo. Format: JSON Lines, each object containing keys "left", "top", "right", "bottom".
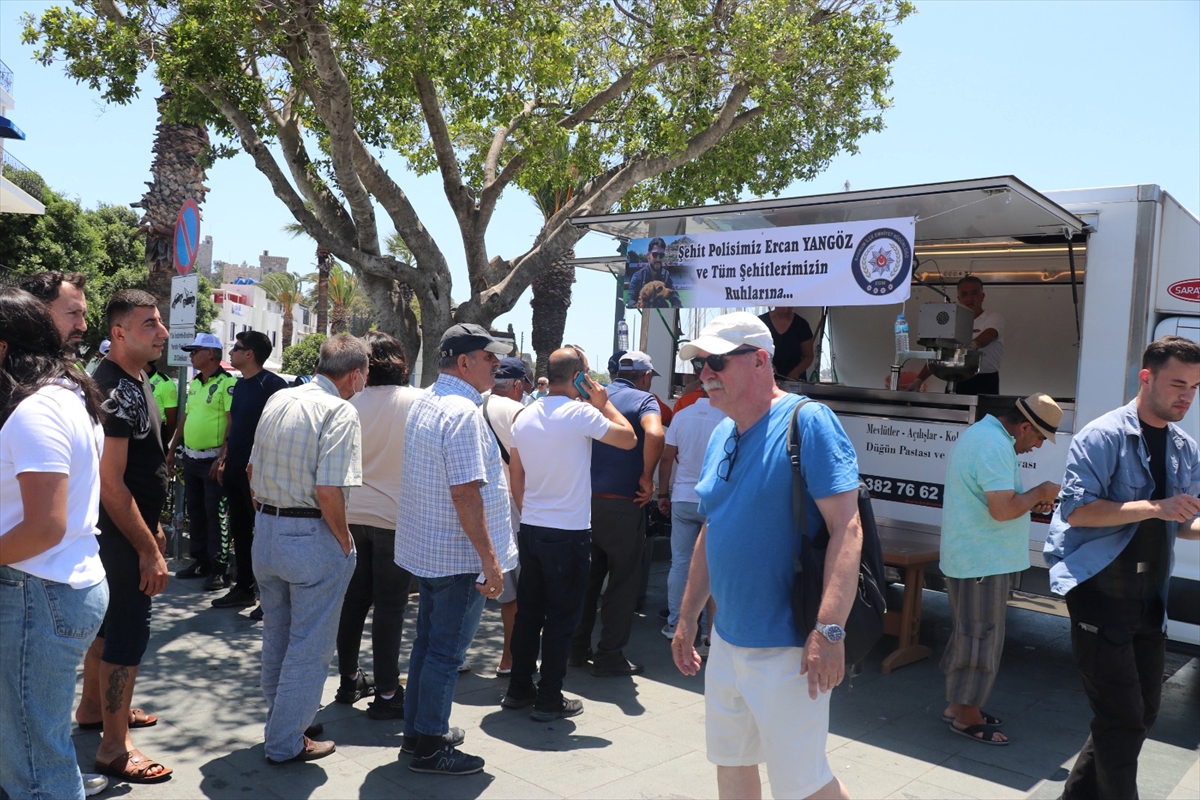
{"left": 104, "top": 665, "right": 130, "bottom": 714}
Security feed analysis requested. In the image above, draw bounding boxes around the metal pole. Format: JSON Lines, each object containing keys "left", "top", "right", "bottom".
{"left": 172, "top": 365, "right": 187, "bottom": 561}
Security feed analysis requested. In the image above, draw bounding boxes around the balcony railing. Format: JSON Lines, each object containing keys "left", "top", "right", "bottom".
{"left": 2, "top": 149, "right": 45, "bottom": 198}
{"left": 0, "top": 60, "right": 12, "bottom": 95}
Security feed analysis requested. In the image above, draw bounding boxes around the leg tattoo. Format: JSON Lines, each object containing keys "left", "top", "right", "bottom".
{"left": 104, "top": 665, "right": 130, "bottom": 714}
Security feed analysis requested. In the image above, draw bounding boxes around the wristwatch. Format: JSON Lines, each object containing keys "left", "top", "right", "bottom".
{"left": 814, "top": 622, "right": 845, "bottom": 643}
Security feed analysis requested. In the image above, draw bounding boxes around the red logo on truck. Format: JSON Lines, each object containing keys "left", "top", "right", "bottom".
{"left": 1167, "top": 279, "right": 1200, "bottom": 303}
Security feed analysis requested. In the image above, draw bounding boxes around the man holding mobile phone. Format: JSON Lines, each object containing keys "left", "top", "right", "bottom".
{"left": 571, "top": 350, "right": 665, "bottom": 676}
{"left": 500, "top": 347, "right": 636, "bottom": 720}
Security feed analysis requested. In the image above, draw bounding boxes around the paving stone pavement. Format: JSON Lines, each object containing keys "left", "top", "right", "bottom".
{"left": 70, "top": 554, "right": 1199, "bottom": 799}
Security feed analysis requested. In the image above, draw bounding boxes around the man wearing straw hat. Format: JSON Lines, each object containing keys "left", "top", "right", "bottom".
{"left": 939, "top": 394, "right": 1062, "bottom": 746}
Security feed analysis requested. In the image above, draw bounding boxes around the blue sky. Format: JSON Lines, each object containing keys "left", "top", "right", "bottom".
{"left": 3, "top": 0, "right": 1197, "bottom": 365}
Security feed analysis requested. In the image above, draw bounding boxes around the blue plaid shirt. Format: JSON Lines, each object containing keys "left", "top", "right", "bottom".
{"left": 395, "top": 374, "right": 518, "bottom": 578}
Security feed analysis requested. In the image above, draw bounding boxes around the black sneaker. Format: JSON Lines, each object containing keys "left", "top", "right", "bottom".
{"left": 175, "top": 562, "right": 209, "bottom": 579}
{"left": 591, "top": 658, "right": 644, "bottom": 678}
{"left": 500, "top": 688, "right": 536, "bottom": 710}
{"left": 530, "top": 697, "right": 584, "bottom": 722}
{"left": 367, "top": 690, "right": 404, "bottom": 720}
{"left": 567, "top": 647, "right": 593, "bottom": 667}
{"left": 334, "top": 669, "right": 375, "bottom": 705}
{"left": 248, "top": 604, "right": 264, "bottom": 621}
{"left": 408, "top": 745, "right": 484, "bottom": 775}
{"left": 203, "top": 572, "right": 231, "bottom": 591}
{"left": 657, "top": 608, "right": 670, "bottom": 621}
{"left": 211, "top": 587, "right": 255, "bottom": 608}
{"left": 400, "top": 727, "right": 465, "bottom": 754}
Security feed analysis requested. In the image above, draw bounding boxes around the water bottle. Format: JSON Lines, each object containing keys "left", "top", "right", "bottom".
{"left": 616, "top": 318, "right": 629, "bottom": 351}
{"left": 894, "top": 313, "right": 909, "bottom": 359}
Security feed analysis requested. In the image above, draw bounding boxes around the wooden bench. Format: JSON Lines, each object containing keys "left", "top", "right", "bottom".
{"left": 879, "top": 536, "right": 940, "bottom": 674}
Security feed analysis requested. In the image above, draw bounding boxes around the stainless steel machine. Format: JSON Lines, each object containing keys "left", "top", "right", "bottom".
{"left": 890, "top": 302, "right": 980, "bottom": 392}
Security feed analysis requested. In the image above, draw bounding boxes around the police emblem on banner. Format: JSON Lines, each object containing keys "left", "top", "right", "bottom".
{"left": 851, "top": 228, "right": 912, "bottom": 297}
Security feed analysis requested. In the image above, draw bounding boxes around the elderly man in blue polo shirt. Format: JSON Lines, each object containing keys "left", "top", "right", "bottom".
{"left": 1045, "top": 336, "right": 1200, "bottom": 800}
{"left": 395, "top": 324, "right": 518, "bottom": 776}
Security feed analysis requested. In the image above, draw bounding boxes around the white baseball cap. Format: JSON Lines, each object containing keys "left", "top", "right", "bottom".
{"left": 678, "top": 312, "right": 775, "bottom": 360}
{"left": 181, "top": 332, "right": 223, "bottom": 352}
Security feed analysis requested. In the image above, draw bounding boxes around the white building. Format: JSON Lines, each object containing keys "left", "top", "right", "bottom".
{"left": 0, "top": 60, "right": 46, "bottom": 216}
{"left": 209, "top": 281, "right": 317, "bottom": 370}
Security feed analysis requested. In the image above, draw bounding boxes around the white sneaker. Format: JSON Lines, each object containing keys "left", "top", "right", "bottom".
{"left": 82, "top": 773, "right": 108, "bottom": 796}
{"left": 660, "top": 623, "right": 676, "bottom": 640}
{"left": 695, "top": 637, "right": 710, "bottom": 658}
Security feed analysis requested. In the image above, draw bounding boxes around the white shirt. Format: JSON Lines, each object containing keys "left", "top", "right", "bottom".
{"left": 481, "top": 391, "right": 524, "bottom": 486}
{"left": 347, "top": 385, "right": 424, "bottom": 529}
{"left": 511, "top": 396, "right": 611, "bottom": 530}
{"left": 664, "top": 398, "right": 726, "bottom": 504}
{"left": 974, "top": 309, "right": 1005, "bottom": 375}
{"left": 0, "top": 384, "right": 106, "bottom": 588}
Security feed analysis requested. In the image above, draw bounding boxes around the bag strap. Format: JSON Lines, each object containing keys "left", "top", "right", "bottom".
{"left": 787, "top": 398, "right": 817, "bottom": 592}
{"left": 482, "top": 395, "right": 511, "bottom": 465}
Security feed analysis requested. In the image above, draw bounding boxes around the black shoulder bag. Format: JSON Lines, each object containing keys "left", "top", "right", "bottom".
{"left": 788, "top": 399, "right": 887, "bottom": 675}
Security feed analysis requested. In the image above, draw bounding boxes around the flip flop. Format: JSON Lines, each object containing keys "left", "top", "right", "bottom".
{"left": 94, "top": 750, "right": 173, "bottom": 784}
{"left": 950, "top": 723, "right": 1008, "bottom": 746}
{"left": 78, "top": 709, "right": 159, "bottom": 731}
{"left": 495, "top": 666, "right": 512, "bottom": 676}
{"left": 942, "top": 711, "right": 1002, "bottom": 726}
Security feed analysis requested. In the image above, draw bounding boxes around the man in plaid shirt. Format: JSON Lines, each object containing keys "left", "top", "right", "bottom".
{"left": 395, "top": 324, "right": 518, "bottom": 775}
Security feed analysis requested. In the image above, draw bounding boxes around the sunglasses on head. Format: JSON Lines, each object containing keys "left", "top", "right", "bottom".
{"left": 689, "top": 347, "right": 758, "bottom": 373}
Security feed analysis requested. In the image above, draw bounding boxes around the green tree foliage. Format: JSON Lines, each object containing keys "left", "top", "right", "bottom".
{"left": 281, "top": 333, "right": 326, "bottom": 378}
{"left": 0, "top": 177, "right": 215, "bottom": 353}
{"left": 24, "top": 0, "right": 911, "bottom": 383}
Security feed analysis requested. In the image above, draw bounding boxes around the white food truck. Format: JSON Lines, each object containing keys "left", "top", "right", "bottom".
{"left": 571, "top": 176, "right": 1200, "bottom": 649}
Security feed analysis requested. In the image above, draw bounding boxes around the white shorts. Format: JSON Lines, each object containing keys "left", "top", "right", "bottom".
{"left": 497, "top": 499, "right": 521, "bottom": 604}
{"left": 705, "top": 628, "right": 834, "bottom": 798}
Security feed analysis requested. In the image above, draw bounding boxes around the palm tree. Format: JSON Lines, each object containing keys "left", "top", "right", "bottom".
{"left": 528, "top": 163, "right": 584, "bottom": 380}
{"left": 327, "top": 264, "right": 358, "bottom": 335}
{"left": 259, "top": 271, "right": 303, "bottom": 349}
{"left": 132, "top": 91, "right": 209, "bottom": 363}
{"left": 283, "top": 216, "right": 331, "bottom": 335}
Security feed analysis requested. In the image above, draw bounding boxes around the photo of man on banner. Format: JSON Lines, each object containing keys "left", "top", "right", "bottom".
{"left": 626, "top": 237, "right": 684, "bottom": 309}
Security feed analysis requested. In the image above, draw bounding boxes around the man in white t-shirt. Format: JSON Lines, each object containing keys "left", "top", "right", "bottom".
{"left": 499, "top": 347, "right": 636, "bottom": 721}
{"left": 481, "top": 357, "right": 531, "bottom": 674}
{"left": 909, "top": 275, "right": 1005, "bottom": 394}
{"left": 658, "top": 388, "right": 725, "bottom": 650}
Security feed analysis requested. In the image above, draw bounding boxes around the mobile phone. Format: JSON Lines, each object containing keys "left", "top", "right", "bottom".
{"left": 572, "top": 371, "right": 591, "bottom": 399}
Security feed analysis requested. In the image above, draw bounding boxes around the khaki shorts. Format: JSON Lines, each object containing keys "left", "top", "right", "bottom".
{"left": 705, "top": 628, "right": 834, "bottom": 798}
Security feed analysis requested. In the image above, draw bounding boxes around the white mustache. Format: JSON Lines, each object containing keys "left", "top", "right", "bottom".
{"left": 702, "top": 379, "right": 724, "bottom": 392}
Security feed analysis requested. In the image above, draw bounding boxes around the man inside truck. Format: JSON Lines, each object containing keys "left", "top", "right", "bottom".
{"left": 907, "top": 276, "right": 1004, "bottom": 394}
{"left": 1045, "top": 335, "right": 1200, "bottom": 800}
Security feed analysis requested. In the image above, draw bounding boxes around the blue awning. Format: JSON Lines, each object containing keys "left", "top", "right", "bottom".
{"left": 0, "top": 116, "right": 27, "bottom": 140}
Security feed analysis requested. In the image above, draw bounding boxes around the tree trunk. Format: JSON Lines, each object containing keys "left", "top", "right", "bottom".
{"left": 359, "top": 271, "right": 422, "bottom": 381}
{"left": 132, "top": 91, "right": 209, "bottom": 370}
{"left": 281, "top": 308, "right": 294, "bottom": 350}
{"left": 330, "top": 303, "right": 348, "bottom": 335}
{"left": 315, "top": 246, "right": 332, "bottom": 334}
{"left": 529, "top": 253, "right": 576, "bottom": 379}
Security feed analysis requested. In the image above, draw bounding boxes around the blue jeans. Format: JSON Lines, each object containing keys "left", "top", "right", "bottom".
{"left": 403, "top": 574, "right": 485, "bottom": 738}
{"left": 667, "top": 501, "right": 707, "bottom": 630}
{"left": 254, "top": 513, "right": 355, "bottom": 762}
{"left": 0, "top": 566, "right": 108, "bottom": 800}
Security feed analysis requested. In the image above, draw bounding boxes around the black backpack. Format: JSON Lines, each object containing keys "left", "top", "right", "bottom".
{"left": 787, "top": 399, "right": 887, "bottom": 676}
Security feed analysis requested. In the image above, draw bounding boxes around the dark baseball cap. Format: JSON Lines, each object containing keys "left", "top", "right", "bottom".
{"left": 438, "top": 323, "right": 512, "bottom": 359}
{"left": 495, "top": 356, "right": 532, "bottom": 382}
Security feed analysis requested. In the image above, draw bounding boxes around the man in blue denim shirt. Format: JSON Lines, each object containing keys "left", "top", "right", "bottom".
{"left": 1044, "top": 336, "right": 1200, "bottom": 800}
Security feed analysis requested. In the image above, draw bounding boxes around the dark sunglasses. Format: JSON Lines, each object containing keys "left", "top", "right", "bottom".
{"left": 717, "top": 430, "right": 739, "bottom": 481}
{"left": 230, "top": 345, "right": 248, "bottom": 352}
{"left": 689, "top": 347, "right": 758, "bottom": 373}
{"left": 648, "top": 250, "right": 665, "bottom": 257}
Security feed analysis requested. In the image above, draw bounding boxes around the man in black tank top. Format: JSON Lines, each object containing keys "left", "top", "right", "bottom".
{"left": 1044, "top": 337, "right": 1200, "bottom": 800}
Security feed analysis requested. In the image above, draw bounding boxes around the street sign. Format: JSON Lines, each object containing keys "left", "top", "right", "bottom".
{"left": 168, "top": 325, "right": 196, "bottom": 367}
{"left": 173, "top": 198, "right": 202, "bottom": 276}
{"left": 170, "top": 273, "right": 199, "bottom": 327}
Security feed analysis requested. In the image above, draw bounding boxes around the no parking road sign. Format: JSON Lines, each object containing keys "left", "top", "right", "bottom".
{"left": 174, "top": 198, "right": 202, "bottom": 276}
